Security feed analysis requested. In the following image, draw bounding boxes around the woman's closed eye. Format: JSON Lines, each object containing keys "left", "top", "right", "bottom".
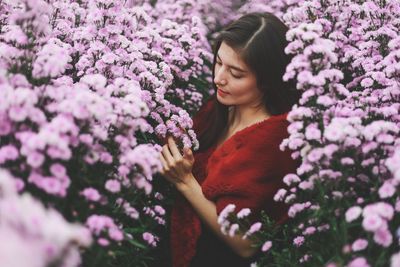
{"left": 216, "top": 60, "right": 242, "bottom": 79}
{"left": 230, "top": 72, "right": 242, "bottom": 79}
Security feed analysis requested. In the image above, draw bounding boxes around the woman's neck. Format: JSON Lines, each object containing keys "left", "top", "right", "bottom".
{"left": 228, "top": 104, "right": 270, "bottom": 130}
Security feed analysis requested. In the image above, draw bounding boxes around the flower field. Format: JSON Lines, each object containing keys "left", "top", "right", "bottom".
{"left": 0, "top": 0, "right": 399, "bottom": 267}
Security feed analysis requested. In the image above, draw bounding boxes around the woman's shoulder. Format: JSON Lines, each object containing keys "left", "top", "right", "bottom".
{"left": 209, "top": 112, "right": 290, "bottom": 160}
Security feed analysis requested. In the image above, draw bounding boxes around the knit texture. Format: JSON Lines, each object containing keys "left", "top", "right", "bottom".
{"left": 171, "top": 99, "right": 297, "bottom": 267}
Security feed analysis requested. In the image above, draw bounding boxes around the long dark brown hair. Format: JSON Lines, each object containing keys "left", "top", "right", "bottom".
{"left": 198, "top": 12, "right": 300, "bottom": 152}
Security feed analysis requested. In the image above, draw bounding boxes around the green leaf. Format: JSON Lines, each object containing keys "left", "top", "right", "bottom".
{"left": 127, "top": 239, "right": 147, "bottom": 249}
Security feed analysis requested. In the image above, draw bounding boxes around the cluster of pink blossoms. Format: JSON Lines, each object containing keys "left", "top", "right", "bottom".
{"left": 217, "top": 0, "right": 400, "bottom": 266}
{"left": 0, "top": 0, "right": 221, "bottom": 265}
{"left": 0, "top": 169, "right": 92, "bottom": 267}
{"left": 280, "top": 0, "right": 399, "bottom": 266}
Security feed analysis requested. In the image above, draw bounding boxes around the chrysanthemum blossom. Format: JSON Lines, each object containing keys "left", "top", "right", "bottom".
{"left": 345, "top": 206, "right": 362, "bottom": 223}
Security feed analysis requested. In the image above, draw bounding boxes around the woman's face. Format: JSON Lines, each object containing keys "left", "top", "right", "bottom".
{"left": 214, "top": 41, "right": 263, "bottom": 107}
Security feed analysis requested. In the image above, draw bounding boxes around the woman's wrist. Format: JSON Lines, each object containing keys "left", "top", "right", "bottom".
{"left": 176, "top": 174, "right": 203, "bottom": 197}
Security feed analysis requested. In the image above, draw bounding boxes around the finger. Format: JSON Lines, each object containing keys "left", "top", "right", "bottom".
{"left": 162, "top": 144, "right": 175, "bottom": 166}
{"left": 183, "top": 147, "right": 194, "bottom": 162}
{"left": 168, "top": 137, "right": 182, "bottom": 160}
{"left": 159, "top": 155, "right": 178, "bottom": 183}
{"left": 159, "top": 154, "right": 169, "bottom": 172}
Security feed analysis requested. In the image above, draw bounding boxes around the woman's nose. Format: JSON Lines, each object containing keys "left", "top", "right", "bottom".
{"left": 214, "top": 67, "right": 227, "bottom": 86}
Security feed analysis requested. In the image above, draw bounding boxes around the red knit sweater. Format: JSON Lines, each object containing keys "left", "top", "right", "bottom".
{"left": 170, "top": 99, "right": 298, "bottom": 267}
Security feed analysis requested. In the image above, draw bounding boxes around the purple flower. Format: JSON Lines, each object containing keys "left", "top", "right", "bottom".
{"left": 108, "top": 228, "right": 124, "bottom": 241}
{"left": 345, "top": 206, "right": 362, "bottom": 222}
{"left": 305, "top": 125, "right": 322, "bottom": 140}
{"left": 142, "top": 232, "right": 158, "bottom": 247}
{"left": 105, "top": 179, "right": 121, "bottom": 193}
{"left": 293, "top": 236, "right": 305, "bottom": 247}
{"left": 98, "top": 238, "right": 110, "bottom": 247}
{"left": 154, "top": 205, "right": 165, "bottom": 216}
{"left": 348, "top": 257, "right": 370, "bottom": 267}
{"left": 237, "top": 208, "right": 251, "bottom": 219}
{"left": 26, "top": 152, "right": 45, "bottom": 168}
{"left": 283, "top": 174, "right": 301, "bottom": 186}
{"left": 81, "top": 188, "right": 101, "bottom": 202}
{"left": 228, "top": 224, "right": 239, "bottom": 237}
{"left": 243, "top": 222, "right": 262, "bottom": 239}
{"left": 362, "top": 214, "right": 383, "bottom": 232}
{"left": 351, "top": 239, "right": 368, "bottom": 251}
{"left": 218, "top": 204, "right": 236, "bottom": 225}
{"left": 378, "top": 182, "right": 396, "bottom": 199}
{"left": 390, "top": 252, "right": 400, "bottom": 267}
{"left": 303, "top": 226, "right": 316, "bottom": 235}
{"left": 261, "top": 241, "right": 272, "bottom": 252}
{"left": 49, "top": 163, "right": 66, "bottom": 178}
{"left": 273, "top": 189, "right": 287, "bottom": 202}
{"left": 360, "top": 77, "right": 374, "bottom": 87}
{"left": 373, "top": 228, "right": 393, "bottom": 247}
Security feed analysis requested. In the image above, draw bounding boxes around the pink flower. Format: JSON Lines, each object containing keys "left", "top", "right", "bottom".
{"left": 142, "top": 232, "right": 157, "bottom": 247}
{"left": 0, "top": 119, "right": 12, "bottom": 136}
{"left": 373, "top": 228, "right": 393, "bottom": 247}
{"left": 243, "top": 222, "right": 262, "bottom": 239}
{"left": 298, "top": 180, "right": 314, "bottom": 190}
{"left": 345, "top": 206, "right": 362, "bottom": 222}
{"left": 351, "top": 239, "right": 368, "bottom": 251}
{"left": 105, "top": 179, "right": 121, "bottom": 193}
{"left": 341, "top": 157, "right": 354, "bottom": 165}
{"left": 273, "top": 189, "right": 287, "bottom": 201}
{"left": 362, "top": 214, "right": 383, "bottom": 232}
{"left": 361, "top": 77, "right": 374, "bottom": 87}
{"left": 342, "top": 244, "right": 351, "bottom": 254}
{"left": 303, "top": 226, "right": 316, "bottom": 235}
{"left": 27, "top": 152, "right": 45, "bottom": 168}
{"left": 248, "top": 222, "right": 262, "bottom": 234}
{"left": 283, "top": 174, "right": 301, "bottom": 186}
{"left": 102, "top": 52, "right": 118, "bottom": 64}
{"left": 261, "top": 241, "right": 272, "bottom": 252}
{"left": 305, "top": 125, "right": 321, "bottom": 140}
{"left": 154, "top": 205, "right": 165, "bottom": 216}
{"left": 293, "top": 236, "right": 305, "bottom": 247}
{"left": 378, "top": 182, "right": 396, "bottom": 198}
{"left": 9, "top": 106, "right": 28, "bottom": 122}
{"left": 307, "top": 148, "right": 323, "bottom": 162}
{"left": 228, "top": 224, "right": 239, "bottom": 237}
{"left": 50, "top": 163, "right": 66, "bottom": 178}
{"left": 81, "top": 188, "right": 101, "bottom": 202}
{"left": 348, "top": 257, "right": 370, "bottom": 267}
{"left": 363, "top": 202, "right": 394, "bottom": 220}
{"left": 218, "top": 204, "right": 236, "bottom": 224}
{"left": 237, "top": 208, "right": 251, "bottom": 219}
{"left": 300, "top": 254, "right": 311, "bottom": 263}
{"left": 391, "top": 252, "right": 400, "bottom": 267}
{"left": 98, "top": 238, "right": 110, "bottom": 247}
{"left": 40, "top": 178, "right": 63, "bottom": 196}
{"left": 108, "top": 228, "right": 124, "bottom": 241}
{"left": 323, "top": 144, "right": 339, "bottom": 158}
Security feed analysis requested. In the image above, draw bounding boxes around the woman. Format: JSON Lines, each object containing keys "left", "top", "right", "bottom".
{"left": 159, "top": 12, "right": 300, "bottom": 267}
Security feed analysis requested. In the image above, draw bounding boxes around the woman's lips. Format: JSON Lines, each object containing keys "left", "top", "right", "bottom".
{"left": 217, "top": 88, "right": 229, "bottom": 96}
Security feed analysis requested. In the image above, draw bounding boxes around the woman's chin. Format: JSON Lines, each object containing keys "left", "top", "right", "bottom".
{"left": 216, "top": 94, "right": 231, "bottom": 105}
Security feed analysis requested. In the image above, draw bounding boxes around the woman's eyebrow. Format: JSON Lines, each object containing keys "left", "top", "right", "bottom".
{"left": 217, "top": 54, "right": 247, "bottom": 73}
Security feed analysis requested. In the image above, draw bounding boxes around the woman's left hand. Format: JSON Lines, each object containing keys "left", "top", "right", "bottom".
{"left": 159, "top": 136, "right": 195, "bottom": 187}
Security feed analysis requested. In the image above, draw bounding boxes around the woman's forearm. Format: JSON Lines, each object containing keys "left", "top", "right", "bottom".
{"left": 176, "top": 174, "right": 258, "bottom": 258}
